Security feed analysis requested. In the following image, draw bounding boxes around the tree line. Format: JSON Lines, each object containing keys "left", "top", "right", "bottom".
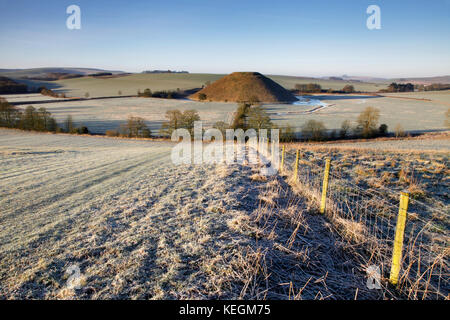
{"left": 0, "top": 98, "right": 88, "bottom": 134}
{"left": 106, "top": 110, "right": 201, "bottom": 138}
{"left": 138, "top": 88, "right": 181, "bottom": 99}
{"left": 416, "top": 83, "right": 450, "bottom": 91}
{"left": 294, "top": 83, "right": 356, "bottom": 94}
{"left": 378, "top": 82, "right": 414, "bottom": 93}
{"left": 300, "top": 106, "right": 393, "bottom": 141}
{"left": 40, "top": 87, "right": 66, "bottom": 98}
{"left": 212, "top": 99, "right": 296, "bottom": 142}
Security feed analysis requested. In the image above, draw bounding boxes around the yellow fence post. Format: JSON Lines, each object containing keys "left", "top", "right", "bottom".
{"left": 280, "top": 145, "right": 285, "bottom": 173}
{"left": 389, "top": 192, "right": 409, "bottom": 285}
{"left": 320, "top": 159, "right": 331, "bottom": 214}
{"left": 293, "top": 150, "right": 300, "bottom": 181}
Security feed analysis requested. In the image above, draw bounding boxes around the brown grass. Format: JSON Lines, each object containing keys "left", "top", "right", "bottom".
{"left": 189, "top": 72, "right": 298, "bottom": 103}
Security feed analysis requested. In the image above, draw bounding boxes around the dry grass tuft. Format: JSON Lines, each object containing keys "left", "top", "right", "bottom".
{"left": 250, "top": 173, "right": 267, "bottom": 182}
{"left": 334, "top": 218, "right": 367, "bottom": 244}
{"left": 408, "top": 182, "right": 426, "bottom": 200}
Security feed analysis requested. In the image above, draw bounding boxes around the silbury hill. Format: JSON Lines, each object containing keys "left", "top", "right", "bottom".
{"left": 189, "top": 72, "right": 298, "bottom": 103}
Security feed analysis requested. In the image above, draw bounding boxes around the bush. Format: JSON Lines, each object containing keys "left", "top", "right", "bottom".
{"left": 120, "top": 116, "right": 151, "bottom": 138}
{"left": 394, "top": 123, "right": 406, "bottom": 137}
{"left": 340, "top": 120, "right": 351, "bottom": 138}
{"left": 379, "top": 124, "right": 388, "bottom": 136}
{"left": 247, "top": 106, "right": 272, "bottom": 131}
{"left": 198, "top": 93, "right": 207, "bottom": 101}
{"left": 106, "top": 130, "right": 119, "bottom": 137}
{"left": 160, "top": 109, "right": 200, "bottom": 136}
{"left": 342, "top": 85, "right": 355, "bottom": 93}
{"left": 356, "top": 106, "right": 380, "bottom": 138}
{"left": 77, "top": 126, "right": 89, "bottom": 134}
{"left": 301, "top": 120, "right": 327, "bottom": 141}
{"left": 329, "top": 129, "right": 338, "bottom": 139}
{"left": 294, "top": 83, "right": 322, "bottom": 93}
{"left": 40, "top": 87, "right": 60, "bottom": 98}
{"left": 231, "top": 103, "right": 251, "bottom": 130}
{"left": 139, "top": 88, "right": 179, "bottom": 99}
{"left": 213, "top": 121, "right": 229, "bottom": 136}
{"left": 280, "top": 124, "right": 296, "bottom": 142}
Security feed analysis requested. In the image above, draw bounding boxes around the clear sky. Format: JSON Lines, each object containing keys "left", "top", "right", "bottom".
{"left": 0, "top": 0, "right": 449, "bottom": 77}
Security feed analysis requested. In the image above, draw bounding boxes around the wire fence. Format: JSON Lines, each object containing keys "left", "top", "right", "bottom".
{"left": 270, "top": 146, "right": 449, "bottom": 299}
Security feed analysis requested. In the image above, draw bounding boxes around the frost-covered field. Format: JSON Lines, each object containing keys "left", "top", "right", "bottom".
{"left": 0, "top": 93, "right": 67, "bottom": 103}
{"left": 268, "top": 92, "right": 450, "bottom": 132}
{"left": 3, "top": 90, "right": 448, "bottom": 135}
{"left": 0, "top": 129, "right": 382, "bottom": 299}
{"left": 319, "top": 135, "right": 450, "bottom": 152}
{"left": 3, "top": 96, "right": 237, "bottom": 134}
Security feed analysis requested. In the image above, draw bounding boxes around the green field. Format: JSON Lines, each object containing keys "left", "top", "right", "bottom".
{"left": 268, "top": 75, "right": 388, "bottom": 92}
{"left": 22, "top": 73, "right": 390, "bottom": 98}
{"left": 53, "top": 73, "right": 224, "bottom": 98}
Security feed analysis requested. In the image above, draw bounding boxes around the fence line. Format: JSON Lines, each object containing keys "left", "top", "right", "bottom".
{"left": 268, "top": 145, "right": 449, "bottom": 299}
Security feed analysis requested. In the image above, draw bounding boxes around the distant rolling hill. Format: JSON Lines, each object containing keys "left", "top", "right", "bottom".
{"left": 0, "top": 67, "right": 124, "bottom": 78}
{"left": 392, "top": 76, "right": 450, "bottom": 85}
{"left": 5, "top": 72, "right": 389, "bottom": 98}
{"left": 12, "top": 68, "right": 450, "bottom": 97}
{"left": 338, "top": 75, "right": 450, "bottom": 85}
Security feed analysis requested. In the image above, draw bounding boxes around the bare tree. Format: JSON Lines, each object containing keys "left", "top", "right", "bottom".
{"left": 356, "top": 106, "right": 380, "bottom": 138}
{"left": 301, "top": 120, "right": 327, "bottom": 141}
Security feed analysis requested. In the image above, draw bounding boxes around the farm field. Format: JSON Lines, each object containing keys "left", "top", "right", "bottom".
{"left": 269, "top": 75, "right": 388, "bottom": 92}
{"left": 268, "top": 91, "right": 450, "bottom": 132}
{"left": 280, "top": 141, "right": 449, "bottom": 299}
{"left": 380, "top": 91, "right": 450, "bottom": 106}
{"left": 316, "top": 134, "right": 450, "bottom": 152}
{"left": 6, "top": 76, "right": 448, "bottom": 135}
{"left": 1, "top": 95, "right": 237, "bottom": 134}
{"left": 283, "top": 142, "right": 449, "bottom": 212}
{"left": 3, "top": 91, "right": 450, "bottom": 135}
{"left": 0, "top": 129, "right": 384, "bottom": 299}
{"left": 34, "top": 73, "right": 225, "bottom": 98}
{"left": 16, "top": 73, "right": 390, "bottom": 98}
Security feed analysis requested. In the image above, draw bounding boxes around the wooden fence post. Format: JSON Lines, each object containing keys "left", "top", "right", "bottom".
{"left": 320, "top": 159, "right": 331, "bottom": 214}
{"left": 280, "top": 145, "right": 285, "bottom": 173}
{"left": 389, "top": 191, "right": 409, "bottom": 285}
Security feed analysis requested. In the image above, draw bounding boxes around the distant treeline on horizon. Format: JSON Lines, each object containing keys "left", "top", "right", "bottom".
{"left": 141, "top": 70, "right": 189, "bottom": 74}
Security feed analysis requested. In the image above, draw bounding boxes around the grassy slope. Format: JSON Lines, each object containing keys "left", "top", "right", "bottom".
{"left": 47, "top": 73, "right": 389, "bottom": 98}
{"left": 53, "top": 73, "right": 224, "bottom": 97}
{"left": 0, "top": 129, "right": 381, "bottom": 299}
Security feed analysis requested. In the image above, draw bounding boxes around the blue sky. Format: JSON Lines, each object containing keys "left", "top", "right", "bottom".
{"left": 0, "top": 0, "right": 449, "bottom": 77}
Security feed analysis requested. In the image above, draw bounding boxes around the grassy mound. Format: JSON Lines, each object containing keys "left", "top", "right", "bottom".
{"left": 189, "top": 72, "right": 298, "bottom": 103}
